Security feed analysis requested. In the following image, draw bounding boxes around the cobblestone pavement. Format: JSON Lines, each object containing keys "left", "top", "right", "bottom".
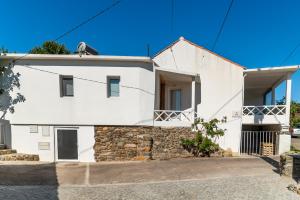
{"left": 0, "top": 157, "right": 299, "bottom": 200}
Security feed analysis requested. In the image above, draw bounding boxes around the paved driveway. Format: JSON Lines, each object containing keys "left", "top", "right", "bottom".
{"left": 292, "top": 137, "right": 300, "bottom": 150}
{"left": 0, "top": 157, "right": 299, "bottom": 200}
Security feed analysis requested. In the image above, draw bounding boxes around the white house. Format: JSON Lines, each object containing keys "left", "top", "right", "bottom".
{"left": 0, "top": 37, "right": 298, "bottom": 162}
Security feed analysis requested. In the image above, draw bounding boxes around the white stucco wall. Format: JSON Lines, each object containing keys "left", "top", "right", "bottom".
{"left": 11, "top": 125, "right": 95, "bottom": 162}
{"left": 154, "top": 38, "right": 244, "bottom": 153}
{"left": 5, "top": 59, "right": 155, "bottom": 126}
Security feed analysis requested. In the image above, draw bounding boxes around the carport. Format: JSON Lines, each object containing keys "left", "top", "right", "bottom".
{"left": 241, "top": 66, "right": 299, "bottom": 156}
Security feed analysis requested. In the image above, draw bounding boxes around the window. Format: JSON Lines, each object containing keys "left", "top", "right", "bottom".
{"left": 29, "top": 125, "right": 38, "bottom": 133}
{"left": 170, "top": 89, "right": 181, "bottom": 110}
{"left": 107, "top": 76, "right": 120, "bottom": 97}
{"left": 60, "top": 75, "right": 74, "bottom": 97}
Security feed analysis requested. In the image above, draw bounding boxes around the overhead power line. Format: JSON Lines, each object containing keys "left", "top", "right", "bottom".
{"left": 280, "top": 42, "right": 300, "bottom": 65}
{"left": 211, "top": 0, "right": 234, "bottom": 51}
{"left": 20, "top": 64, "right": 154, "bottom": 95}
{"left": 1, "top": 0, "right": 154, "bottom": 96}
{"left": 11, "top": 0, "right": 122, "bottom": 64}
{"left": 54, "top": 0, "right": 121, "bottom": 42}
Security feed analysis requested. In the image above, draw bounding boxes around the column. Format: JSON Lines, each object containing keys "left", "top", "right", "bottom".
{"left": 191, "top": 77, "right": 196, "bottom": 111}
{"left": 285, "top": 73, "right": 292, "bottom": 126}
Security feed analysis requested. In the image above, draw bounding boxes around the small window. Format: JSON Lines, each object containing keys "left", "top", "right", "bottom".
{"left": 29, "top": 125, "right": 38, "bottom": 133}
{"left": 107, "top": 76, "right": 120, "bottom": 97}
{"left": 60, "top": 75, "right": 74, "bottom": 97}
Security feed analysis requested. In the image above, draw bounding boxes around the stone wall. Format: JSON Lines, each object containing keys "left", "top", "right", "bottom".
{"left": 94, "top": 126, "right": 194, "bottom": 162}
{"left": 280, "top": 153, "right": 300, "bottom": 181}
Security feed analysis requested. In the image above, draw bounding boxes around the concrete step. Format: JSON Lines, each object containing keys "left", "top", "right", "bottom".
{"left": 0, "top": 149, "right": 17, "bottom": 155}
{"left": 0, "top": 153, "right": 39, "bottom": 161}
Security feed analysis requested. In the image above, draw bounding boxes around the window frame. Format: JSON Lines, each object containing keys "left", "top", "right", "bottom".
{"left": 107, "top": 76, "right": 120, "bottom": 98}
{"left": 60, "top": 75, "right": 74, "bottom": 97}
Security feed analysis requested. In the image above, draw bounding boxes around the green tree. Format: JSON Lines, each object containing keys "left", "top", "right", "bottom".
{"left": 290, "top": 101, "right": 300, "bottom": 127}
{"left": 277, "top": 97, "right": 300, "bottom": 127}
{"left": 29, "top": 41, "right": 70, "bottom": 54}
{"left": 181, "top": 117, "right": 227, "bottom": 157}
{"left": 0, "top": 48, "right": 25, "bottom": 118}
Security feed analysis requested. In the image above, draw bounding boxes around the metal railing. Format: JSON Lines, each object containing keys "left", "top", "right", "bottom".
{"left": 240, "top": 131, "right": 279, "bottom": 156}
{"left": 154, "top": 109, "right": 195, "bottom": 123}
{"left": 243, "top": 105, "right": 286, "bottom": 116}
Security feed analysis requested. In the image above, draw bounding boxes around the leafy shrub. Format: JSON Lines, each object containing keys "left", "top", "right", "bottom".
{"left": 181, "top": 117, "right": 227, "bottom": 157}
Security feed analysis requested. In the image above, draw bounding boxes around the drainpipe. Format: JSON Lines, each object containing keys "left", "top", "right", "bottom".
{"left": 239, "top": 72, "right": 247, "bottom": 155}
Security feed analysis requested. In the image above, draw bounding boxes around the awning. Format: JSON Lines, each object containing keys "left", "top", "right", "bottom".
{"left": 244, "top": 66, "right": 299, "bottom": 95}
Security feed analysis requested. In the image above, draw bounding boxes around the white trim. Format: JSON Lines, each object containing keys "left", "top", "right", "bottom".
{"left": 155, "top": 66, "right": 198, "bottom": 76}
{"left": 245, "top": 65, "right": 299, "bottom": 73}
{"left": 1, "top": 53, "right": 152, "bottom": 63}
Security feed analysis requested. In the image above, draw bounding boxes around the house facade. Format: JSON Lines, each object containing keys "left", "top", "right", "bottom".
{"left": 0, "top": 37, "right": 298, "bottom": 162}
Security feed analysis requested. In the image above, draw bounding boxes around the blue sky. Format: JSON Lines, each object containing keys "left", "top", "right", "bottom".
{"left": 1, "top": 0, "right": 299, "bottom": 101}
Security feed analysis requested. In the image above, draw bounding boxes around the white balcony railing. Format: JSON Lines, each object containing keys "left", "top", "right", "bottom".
{"left": 243, "top": 105, "right": 286, "bottom": 116}
{"left": 153, "top": 108, "right": 195, "bottom": 126}
{"left": 242, "top": 105, "right": 287, "bottom": 125}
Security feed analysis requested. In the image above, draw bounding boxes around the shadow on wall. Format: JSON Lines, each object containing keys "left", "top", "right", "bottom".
{"left": 0, "top": 163, "right": 59, "bottom": 200}
{"left": 254, "top": 114, "right": 264, "bottom": 124}
{"left": 209, "top": 89, "right": 242, "bottom": 119}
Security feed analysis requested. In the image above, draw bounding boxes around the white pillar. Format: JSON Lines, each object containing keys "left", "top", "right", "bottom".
{"left": 285, "top": 73, "right": 292, "bottom": 126}
{"left": 154, "top": 71, "right": 160, "bottom": 110}
{"left": 191, "top": 77, "right": 196, "bottom": 111}
{"left": 278, "top": 134, "right": 291, "bottom": 154}
{"left": 271, "top": 87, "right": 276, "bottom": 105}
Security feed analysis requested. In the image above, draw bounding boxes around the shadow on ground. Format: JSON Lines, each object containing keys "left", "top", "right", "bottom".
{"left": 259, "top": 156, "right": 280, "bottom": 174}
{"left": 0, "top": 163, "right": 58, "bottom": 200}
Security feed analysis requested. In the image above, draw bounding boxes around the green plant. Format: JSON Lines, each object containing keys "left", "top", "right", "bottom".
{"left": 181, "top": 117, "right": 227, "bottom": 157}
{"left": 29, "top": 41, "right": 70, "bottom": 54}
{"left": 277, "top": 97, "right": 300, "bottom": 128}
{"left": 0, "top": 48, "right": 25, "bottom": 118}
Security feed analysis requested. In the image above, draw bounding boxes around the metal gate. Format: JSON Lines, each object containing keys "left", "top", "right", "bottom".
{"left": 240, "top": 131, "right": 279, "bottom": 156}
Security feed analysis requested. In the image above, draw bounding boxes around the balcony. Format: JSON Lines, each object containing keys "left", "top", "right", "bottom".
{"left": 243, "top": 66, "right": 298, "bottom": 126}
{"left": 153, "top": 109, "right": 195, "bottom": 127}
{"left": 153, "top": 68, "right": 200, "bottom": 127}
{"left": 242, "top": 105, "right": 287, "bottom": 125}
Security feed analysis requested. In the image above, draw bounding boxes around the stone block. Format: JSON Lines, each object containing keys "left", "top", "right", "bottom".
{"left": 124, "top": 144, "right": 137, "bottom": 148}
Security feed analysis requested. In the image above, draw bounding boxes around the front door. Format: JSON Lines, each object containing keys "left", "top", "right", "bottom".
{"left": 57, "top": 129, "right": 78, "bottom": 160}
{"left": 170, "top": 89, "right": 181, "bottom": 110}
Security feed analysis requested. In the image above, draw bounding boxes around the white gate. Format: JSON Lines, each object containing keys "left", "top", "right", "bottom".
{"left": 240, "top": 131, "right": 279, "bottom": 156}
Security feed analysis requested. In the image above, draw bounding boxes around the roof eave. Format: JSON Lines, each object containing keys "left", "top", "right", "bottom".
{"left": 0, "top": 53, "right": 152, "bottom": 63}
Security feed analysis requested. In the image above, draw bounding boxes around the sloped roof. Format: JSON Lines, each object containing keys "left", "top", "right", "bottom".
{"left": 154, "top": 37, "right": 246, "bottom": 69}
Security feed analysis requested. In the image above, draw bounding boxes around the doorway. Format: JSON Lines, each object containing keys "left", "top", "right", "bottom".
{"left": 170, "top": 89, "right": 181, "bottom": 110}
{"left": 56, "top": 129, "right": 78, "bottom": 161}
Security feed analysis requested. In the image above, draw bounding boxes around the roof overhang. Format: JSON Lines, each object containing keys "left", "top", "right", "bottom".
{"left": 0, "top": 53, "right": 152, "bottom": 63}
{"left": 244, "top": 65, "right": 299, "bottom": 95}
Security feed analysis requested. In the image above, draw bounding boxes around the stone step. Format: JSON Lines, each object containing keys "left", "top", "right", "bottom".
{"left": 0, "top": 153, "right": 39, "bottom": 161}
{"left": 0, "top": 149, "right": 17, "bottom": 155}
